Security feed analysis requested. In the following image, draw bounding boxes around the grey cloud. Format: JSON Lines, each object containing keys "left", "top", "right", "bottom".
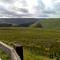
{"left": 19, "top": 8, "right": 28, "bottom": 13}
{"left": 0, "top": 0, "right": 48, "bottom": 17}
{"left": 54, "top": 2, "right": 60, "bottom": 11}
{"left": 0, "top": 0, "right": 15, "bottom": 3}
{"left": 0, "top": 0, "right": 60, "bottom": 18}
{"left": 43, "top": 10, "right": 56, "bottom": 14}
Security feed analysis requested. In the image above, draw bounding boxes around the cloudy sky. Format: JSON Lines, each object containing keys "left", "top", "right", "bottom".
{"left": 0, "top": 0, "right": 60, "bottom": 18}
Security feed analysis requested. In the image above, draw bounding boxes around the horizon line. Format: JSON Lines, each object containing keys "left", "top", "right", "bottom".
{"left": 0, "top": 17, "right": 60, "bottom": 18}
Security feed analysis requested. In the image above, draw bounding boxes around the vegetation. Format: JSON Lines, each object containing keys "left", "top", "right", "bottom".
{"left": 29, "top": 18, "right": 60, "bottom": 29}
{"left": 24, "top": 48, "right": 56, "bottom": 60}
{"left": 1, "top": 18, "right": 60, "bottom": 28}
{"left": 30, "top": 21, "right": 43, "bottom": 28}
{"left": 40, "top": 18, "right": 60, "bottom": 29}
{"left": 0, "top": 49, "right": 9, "bottom": 60}
{"left": 0, "top": 27, "right": 59, "bottom": 60}
{"left": 1, "top": 18, "right": 60, "bottom": 60}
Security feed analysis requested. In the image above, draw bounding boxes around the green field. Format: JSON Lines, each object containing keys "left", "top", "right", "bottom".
{"left": 0, "top": 27, "right": 60, "bottom": 60}
{"left": 31, "top": 18, "right": 60, "bottom": 29}
{"left": 40, "top": 18, "right": 60, "bottom": 29}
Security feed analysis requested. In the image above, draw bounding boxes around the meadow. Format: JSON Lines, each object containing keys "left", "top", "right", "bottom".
{"left": 0, "top": 27, "right": 60, "bottom": 60}
{"left": 40, "top": 18, "right": 60, "bottom": 29}
{"left": 30, "top": 18, "right": 60, "bottom": 29}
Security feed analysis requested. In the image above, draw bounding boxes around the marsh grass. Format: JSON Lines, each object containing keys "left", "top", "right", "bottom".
{"left": 0, "top": 27, "right": 59, "bottom": 60}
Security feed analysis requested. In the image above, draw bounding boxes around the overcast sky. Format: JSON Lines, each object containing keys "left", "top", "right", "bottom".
{"left": 0, "top": 0, "right": 60, "bottom": 18}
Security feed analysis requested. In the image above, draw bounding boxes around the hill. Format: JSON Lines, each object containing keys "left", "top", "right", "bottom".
{"left": 33, "top": 18, "right": 60, "bottom": 29}
{"left": 0, "top": 18, "right": 40, "bottom": 27}
{"left": 0, "top": 18, "right": 45, "bottom": 27}
{"left": 0, "top": 18, "right": 60, "bottom": 28}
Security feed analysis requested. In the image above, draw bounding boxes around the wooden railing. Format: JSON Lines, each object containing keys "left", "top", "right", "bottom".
{"left": 0, "top": 41, "right": 21, "bottom": 60}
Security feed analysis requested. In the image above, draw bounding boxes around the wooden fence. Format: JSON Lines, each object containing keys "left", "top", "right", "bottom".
{"left": 0, "top": 41, "right": 21, "bottom": 60}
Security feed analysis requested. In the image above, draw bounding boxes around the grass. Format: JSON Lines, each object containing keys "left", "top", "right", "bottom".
{"left": 0, "top": 27, "right": 59, "bottom": 60}
{"left": 39, "top": 18, "right": 60, "bottom": 29}
{"left": 0, "top": 49, "right": 9, "bottom": 60}
{"left": 24, "top": 48, "right": 56, "bottom": 60}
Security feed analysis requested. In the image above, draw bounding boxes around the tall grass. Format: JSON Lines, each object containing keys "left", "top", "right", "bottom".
{"left": 0, "top": 27, "right": 59, "bottom": 60}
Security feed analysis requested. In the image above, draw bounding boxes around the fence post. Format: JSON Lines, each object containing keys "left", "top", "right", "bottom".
{"left": 13, "top": 43, "right": 23, "bottom": 60}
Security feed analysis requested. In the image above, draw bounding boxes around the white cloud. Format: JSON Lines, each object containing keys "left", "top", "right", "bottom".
{"left": 0, "top": 0, "right": 60, "bottom": 18}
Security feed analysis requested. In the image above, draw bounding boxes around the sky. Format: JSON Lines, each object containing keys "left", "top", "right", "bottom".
{"left": 0, "top": 0, "right": 60, "bottom": 18}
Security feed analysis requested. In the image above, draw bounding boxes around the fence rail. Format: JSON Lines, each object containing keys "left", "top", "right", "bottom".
{"left": 0, "top": 41, "right": 21, "bottom": 60}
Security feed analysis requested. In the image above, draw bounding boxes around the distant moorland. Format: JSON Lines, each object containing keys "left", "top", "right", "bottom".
{"left": 0, "top": 18, "right": 60, "bottom": 60}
